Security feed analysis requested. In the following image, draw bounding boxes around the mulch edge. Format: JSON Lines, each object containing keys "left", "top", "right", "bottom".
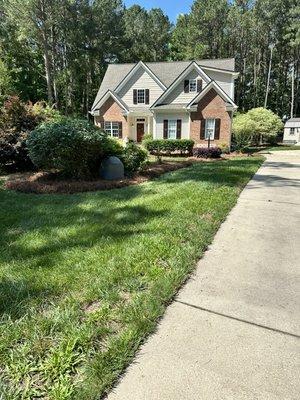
{"left": 4, "top": 161, "right": 193, "bottom": 195}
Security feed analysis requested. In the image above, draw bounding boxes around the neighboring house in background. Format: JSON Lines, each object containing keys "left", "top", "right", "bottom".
{"left": 283, "top": 118, "right": 300, "bottom": 144}
{"left": 90, "top": 59, "right": 239, "bottom": 147}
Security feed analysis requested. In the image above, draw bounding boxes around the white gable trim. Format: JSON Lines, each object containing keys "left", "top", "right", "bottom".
{"left": 186, "top": 80, "right": 237, "bottom": 110}
{"left": 151, "top": 61, "right": 212, "bottom": 109}
{"left": 200, "top": 65, "right": 239, "bottom": 78}
{"left": 114, "top": 61, "right": 167, "bottom": 94}
{"left": 91, "top": 90, "right": 129, "bottom": 114}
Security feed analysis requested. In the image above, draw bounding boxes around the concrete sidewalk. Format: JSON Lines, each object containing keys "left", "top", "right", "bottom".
{"left": 107, "top": 150, "right": 300, "bottom": 400}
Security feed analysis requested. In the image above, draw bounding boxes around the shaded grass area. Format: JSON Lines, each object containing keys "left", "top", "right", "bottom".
{"left": 0, "top": 157, "right": 263, "bottom": 399}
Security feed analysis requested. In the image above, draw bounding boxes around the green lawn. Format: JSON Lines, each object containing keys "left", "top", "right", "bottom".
{"left": 0, "top": 157, "right": 263, "bottom": 399}
{"left": 266, "top": 144, "right": 300, "bottom": 151}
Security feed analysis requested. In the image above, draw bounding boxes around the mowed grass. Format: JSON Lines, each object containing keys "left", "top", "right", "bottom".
{"left": 0, "top": 157, "right": 263, "bottom": 399}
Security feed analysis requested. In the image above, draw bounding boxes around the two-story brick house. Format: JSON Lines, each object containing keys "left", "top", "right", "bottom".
{"left": 91, "top": 59, "right": 238, "bottom": 147}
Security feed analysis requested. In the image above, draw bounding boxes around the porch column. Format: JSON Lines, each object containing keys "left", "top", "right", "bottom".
{"left": 147, "top": 116, "right": 151, "bottom": 134}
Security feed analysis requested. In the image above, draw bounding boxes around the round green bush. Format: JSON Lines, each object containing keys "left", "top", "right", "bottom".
{"left": 27, "top": 118, "right": 123, "bottom": 178}
{"left": 121, "top": 141, "right": 148, "bottom": 176}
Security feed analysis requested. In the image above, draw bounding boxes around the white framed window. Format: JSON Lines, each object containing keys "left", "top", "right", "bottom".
{"left": 189, "top": 79, "right": 197, "bottom": 93}
{"left": 205, "top": 119, "right": 215, "bottom": 140}
{"left": 290, "top": 127, "right": 295, "bottom": 135}
{"left": 104, "top": 121, "right": 119, "bottom": 138}
{"left": 168, "top": 120, "right": 177, "bottom": 139}
{"left": 137, "top": 89, "right": 145, "bottom": 104}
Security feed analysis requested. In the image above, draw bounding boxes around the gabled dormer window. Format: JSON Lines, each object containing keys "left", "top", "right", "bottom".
{"left": 137, "top": 89, "right": 145, "bottom": 103}
{"left": 133, "top": 89, "right": 150, "bottom": 104}
{"left": 189, "top": 79, "right": 197, "bottom": 92}
{"left": 184, "top": 79, "right": 203, "bottom": 93}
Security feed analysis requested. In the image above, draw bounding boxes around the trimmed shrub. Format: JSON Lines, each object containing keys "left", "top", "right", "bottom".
{"left": 121, "top": 141, "right": 148, "bottom": 177}
{"left": 192, "top": 147, "right": 222, "bottom": 159}
{"left": 27, "top": 119, "right": 123, "bottom": 179}
{"left": 144, "top": 139, "right": 194, "bottom": 156}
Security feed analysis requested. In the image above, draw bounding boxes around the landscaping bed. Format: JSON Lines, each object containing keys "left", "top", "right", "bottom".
{"left": 0, "top": 157, "right": 264, "bottom": 399}
{"left": 4, "top": 160, "right": 192, "bottom": 194}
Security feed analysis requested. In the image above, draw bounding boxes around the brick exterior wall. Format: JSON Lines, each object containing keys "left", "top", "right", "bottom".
{"left": 94, "top": 97, "right": 129, "bottom": 138}
{"left": 190, "top": 88, "right": 232, "bottom": 147}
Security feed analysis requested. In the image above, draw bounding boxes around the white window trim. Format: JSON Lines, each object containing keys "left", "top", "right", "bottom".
{"left": 189, "top": 79, "right": 197, "bottom": 93}
{"left": 167, "top": 120, "right": 177, "bottom": 139}
{"left": 104, "top": 121, "right": 119, "bottom": 138}
{"left": 205, "top": 119, "right": 215, "bottom": 140}
{"left": 290, "top": 127, "right": 295, "bottom": 135}
{"left": 137, "top": 89, "right": 146, "bottom": 104}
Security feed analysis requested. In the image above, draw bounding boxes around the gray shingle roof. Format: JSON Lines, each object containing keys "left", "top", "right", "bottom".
{"left": 92, "top": 58, "right": 235, "bottom": 111}
{"left": 286, "top": 118, "right": 300, "bottom": 122}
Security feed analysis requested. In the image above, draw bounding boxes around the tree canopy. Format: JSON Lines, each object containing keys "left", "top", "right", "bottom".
{"left": 0, "top": 0, "right": 299, "bottom": 117}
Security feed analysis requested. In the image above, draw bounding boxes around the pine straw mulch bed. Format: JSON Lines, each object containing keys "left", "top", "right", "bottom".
{"left": 4, "top": 160, "right": 193, "bottom": 194}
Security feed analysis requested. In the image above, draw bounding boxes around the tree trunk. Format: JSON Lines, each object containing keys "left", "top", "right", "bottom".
{"left": 43, "top": 43, "right": 54, "bottom": 105}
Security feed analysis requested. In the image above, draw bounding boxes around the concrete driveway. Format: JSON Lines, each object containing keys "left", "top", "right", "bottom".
{"left": 107, "top": 150, "right": 300, "bottom": 400}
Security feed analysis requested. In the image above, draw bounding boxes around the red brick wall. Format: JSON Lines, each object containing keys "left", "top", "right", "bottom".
{"left": 190, "top": 89, "right": 232, "bottom": 147}
{"left": 94, "top": 97, "right": 128, "bottom": 137}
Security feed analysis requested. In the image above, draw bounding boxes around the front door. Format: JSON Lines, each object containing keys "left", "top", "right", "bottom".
{"left": 136, "top": 123, "right": 145, "bottom": 143}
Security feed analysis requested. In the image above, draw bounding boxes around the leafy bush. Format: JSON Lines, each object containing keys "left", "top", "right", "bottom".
{"left": 219, "top": 141, "right": 230, "bottom": 154}
{"left": 232, "top": 108, "right": 283, "bottom": 150}
{"left": 142, "top": 133, "right": 153, "bottom": 143}
{"left": 192, "top": 147, "right": 222, "bottom": 159}
{"left": 121, "top": 141, "right": 148, "bottom": 176}
{"left": 144, "top": 139, "right": 194, "bottom": 156}
{"left": 27, "top": 119, "right": 123, "bottom": 179}
{"left": 0, "top": 96, "right": 61, "bottom": 170}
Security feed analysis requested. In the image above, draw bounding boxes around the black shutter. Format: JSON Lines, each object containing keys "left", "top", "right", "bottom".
{"left": 163, "top": 120, "right": 168, "bottom": 139}
{"left": 214, "top": 118, "right": 220, "bottom": 140}
{"left": 200, "top": 119, "right": 206, "bottom": 139}
{"left": 133, "top": 89, "right": 137, "bottom": 104}
{"left": 184, "top": 80, "right": 189, "bottom": 93}
{"left": 145, "top": 89, "right": 150, "bottom": 104}
{"left": 197, "top": 79, "right": 203, "bottom": 92}
{"left": 118, "top": 122, "right": 123, "bottom": 139}
{"left": 176, "top": 120, "right": 182, "bottom": 139}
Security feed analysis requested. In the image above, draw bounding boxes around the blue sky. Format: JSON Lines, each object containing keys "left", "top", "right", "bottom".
{"left": 123, "top": 0, "right": 193, "bottom": 23}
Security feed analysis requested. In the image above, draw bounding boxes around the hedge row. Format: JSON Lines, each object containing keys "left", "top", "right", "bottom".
{"left": 144, "top": 139, "right": 194, "bottom": 156}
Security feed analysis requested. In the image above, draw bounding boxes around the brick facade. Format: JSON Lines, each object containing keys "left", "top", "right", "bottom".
{"left": 94, "top": 97, "right": 129, "bottom": 138}
{"left": 190, "top": 88, "right": 232, "bottom": 147}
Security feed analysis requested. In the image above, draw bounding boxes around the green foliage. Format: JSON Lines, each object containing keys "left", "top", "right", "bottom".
{"left": 219, "top": 142, "right": 230, "bottom": 154}
{"left": 120, "top": 141, "right": 148, "bottom": 176}
{"left": 0, "top": 96, "right": 58, "bottom": 170}
{"left": 232, "top": 108, "right": 283, "bottom": 150}
{"left": 247, "top": 107, "right": 284, "bottom": 140}
{"left": 232, "top": 113, "right": 258, "bottom": 150}
{"left": 144, "top": 139, "right": 194, "bottom": 157}
{"left": 27, "top": 119, "right": 122, "bottom": 179}
{"left": 122, "top": 5, "right": 171, "bottom": 62}
{"left": 142, "top": 133, "right": 153, "bottom": 143}
{"left": 0, "top": 59, "right": 12, "bottom": 103}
